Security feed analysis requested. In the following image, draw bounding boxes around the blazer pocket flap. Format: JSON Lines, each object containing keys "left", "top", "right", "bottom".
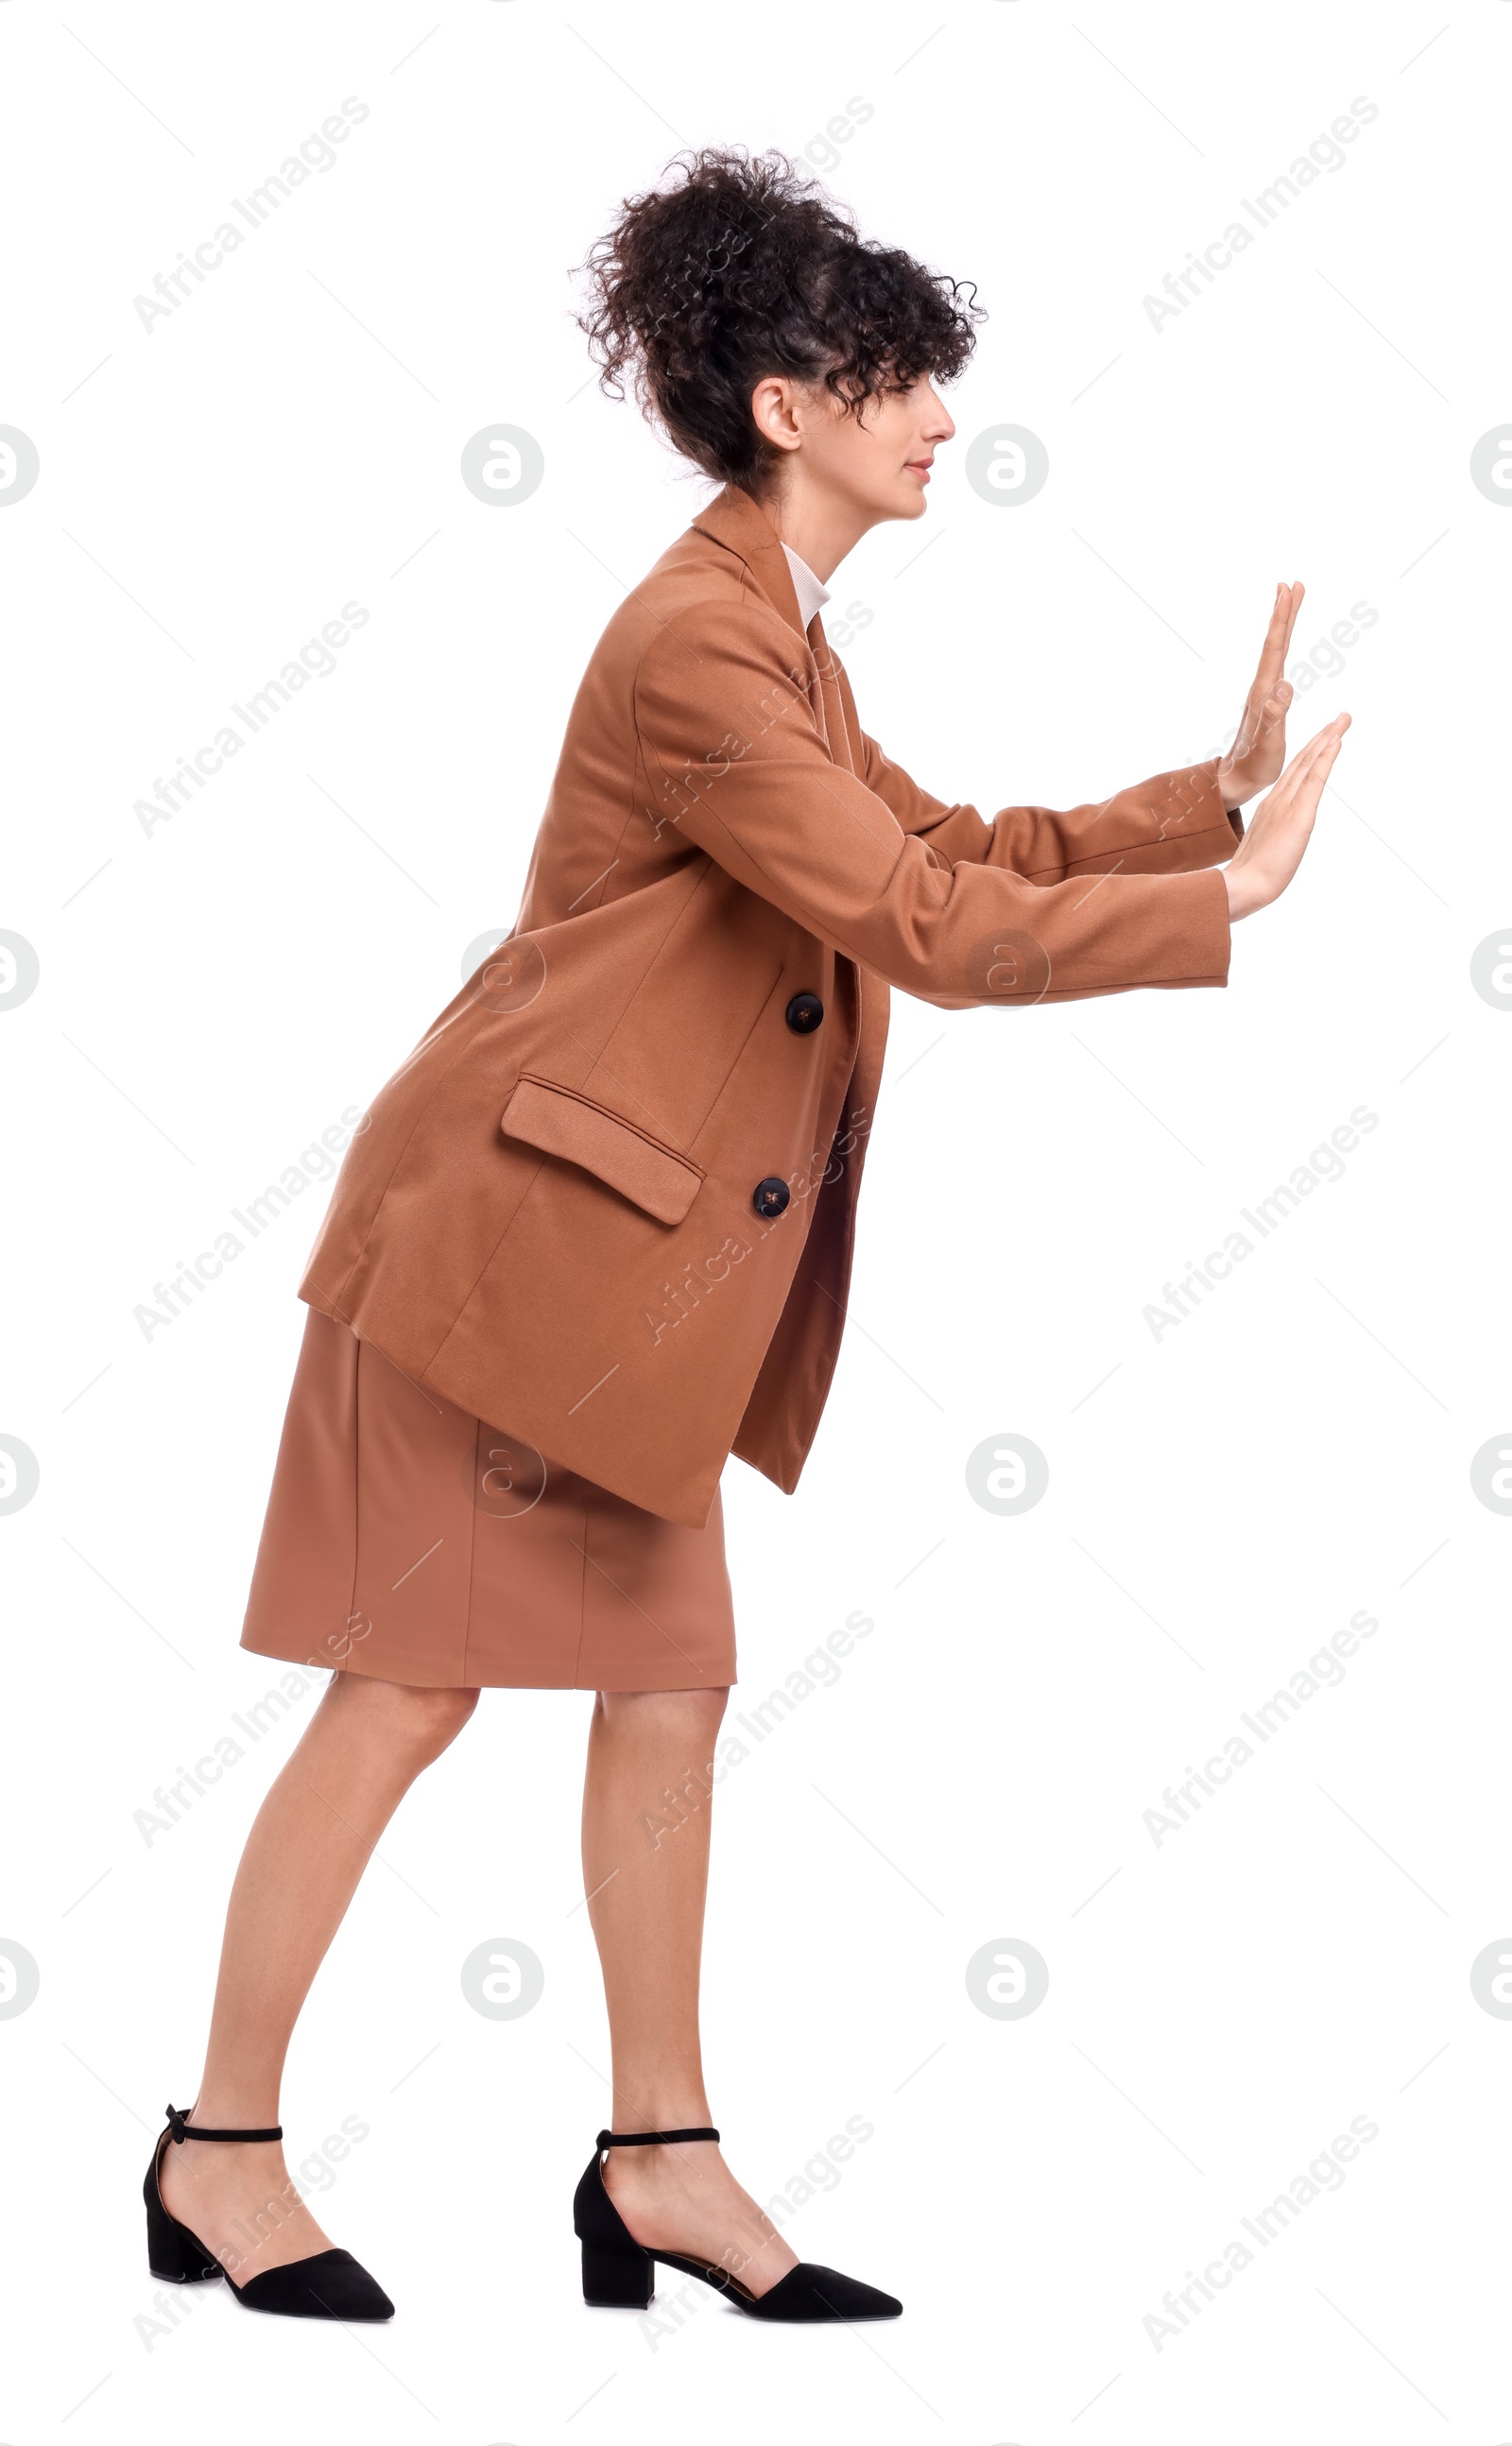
{"left": 501, "top": 1074, "right": 703, "bottom": 1227}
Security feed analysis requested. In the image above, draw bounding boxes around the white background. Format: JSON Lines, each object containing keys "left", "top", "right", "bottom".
{"left": 3, "top": 0, "right": 1509, "bottom": 2437}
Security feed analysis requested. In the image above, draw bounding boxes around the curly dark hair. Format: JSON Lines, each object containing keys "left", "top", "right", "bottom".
{"left": 575, "top": 147, "right": 984, "bottom": 492}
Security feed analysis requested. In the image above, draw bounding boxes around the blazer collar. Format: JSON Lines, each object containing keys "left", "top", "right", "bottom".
{"left": 690, "top": 483, "right": 807, "bottom": 640}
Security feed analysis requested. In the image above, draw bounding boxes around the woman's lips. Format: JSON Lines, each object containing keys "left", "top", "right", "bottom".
{"left": 906, "top": 460, "right": 933, "bottom": 481}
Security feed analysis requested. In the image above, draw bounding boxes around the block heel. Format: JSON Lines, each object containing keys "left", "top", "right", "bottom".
{"left": 581, "top": 2239, "right": 655, "bottom": 2307}
{"left": 572, "top": 2124, "right": 902, "bottom": 2321}
{"left": 145, "top": 2164, "right": 222, "bottom": 2283}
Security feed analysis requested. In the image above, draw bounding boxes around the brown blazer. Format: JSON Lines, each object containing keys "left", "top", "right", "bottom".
{"left": 301, "top": 483, "right": 1241, "bottom": 1527}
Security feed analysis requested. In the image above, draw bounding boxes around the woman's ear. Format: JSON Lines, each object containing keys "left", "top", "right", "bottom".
{"left": 749, "top": 374, "right": 804, "bottom": 457}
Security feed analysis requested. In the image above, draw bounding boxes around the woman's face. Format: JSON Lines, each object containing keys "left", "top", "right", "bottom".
{"left": 754, "top": 370, "right": 955, "bottom": 527}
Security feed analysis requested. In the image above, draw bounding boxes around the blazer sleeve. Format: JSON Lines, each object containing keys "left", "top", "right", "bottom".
{"left": 835, "top": 662, "right": 1246, "bottom": 879}
{"left": 632, "top": 602, "right": 1234, "bottom": 1010}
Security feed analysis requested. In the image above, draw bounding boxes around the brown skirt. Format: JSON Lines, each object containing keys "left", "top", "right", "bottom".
{"left": 239, "top": 1306, "right": 737, "bottom": 1691}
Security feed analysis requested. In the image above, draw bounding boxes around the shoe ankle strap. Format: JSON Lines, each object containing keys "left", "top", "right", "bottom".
{"left": 165, "top": 2102, "right": 283, "bottom": 2145}
{"left": 596, "top": 2126, "right": 719, "bottom": 2148}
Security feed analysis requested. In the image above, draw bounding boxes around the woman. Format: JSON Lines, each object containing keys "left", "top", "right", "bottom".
{"left": 144, "top": 148, "right": 1346, "bottom": 2324}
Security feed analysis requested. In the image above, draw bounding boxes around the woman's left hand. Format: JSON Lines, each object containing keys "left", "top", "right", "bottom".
{"left": 1217, "top": 582, "right": 1305, "bottom": 811}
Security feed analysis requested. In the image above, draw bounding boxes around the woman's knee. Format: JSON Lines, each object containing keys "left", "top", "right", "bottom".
{"left": 328, "top": 1673, "right": 480, "bottom": 1759}
{"left": 595, "top": 1684, "right": 730, "bottom": 1742}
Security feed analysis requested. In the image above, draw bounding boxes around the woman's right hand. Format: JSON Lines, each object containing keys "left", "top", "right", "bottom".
{"left": 1224, "top": 711, "right": 1351, "bottom": 922}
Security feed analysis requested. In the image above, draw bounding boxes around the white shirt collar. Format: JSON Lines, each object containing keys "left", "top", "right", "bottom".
{"left": 782, "top": 543, "right": 832, "bottom": 633}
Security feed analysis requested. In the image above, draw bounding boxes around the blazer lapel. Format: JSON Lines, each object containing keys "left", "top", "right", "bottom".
{"left": 689, "top": 486, "right": 850, "bottom": 764}
{"left": 689, "top": 484, "right": 806, "bottom": 639}
{"left": 811, "top": 613, "right": 861, "bottom": 771}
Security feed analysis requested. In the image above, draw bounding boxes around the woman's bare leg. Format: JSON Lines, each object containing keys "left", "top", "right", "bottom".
{"left": 581, "top": 1685, "right": 799, "bottom": 2297}
{"left": 159, "top": 1672, "right": 477, "bottom": 2282}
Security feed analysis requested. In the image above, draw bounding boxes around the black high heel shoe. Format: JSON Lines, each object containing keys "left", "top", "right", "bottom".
{"left": 573, "top": 2126, "right": 902, "bottom": 2321}
{"left": 144, "top": 2104, "right": 394, "bottom": 2321}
